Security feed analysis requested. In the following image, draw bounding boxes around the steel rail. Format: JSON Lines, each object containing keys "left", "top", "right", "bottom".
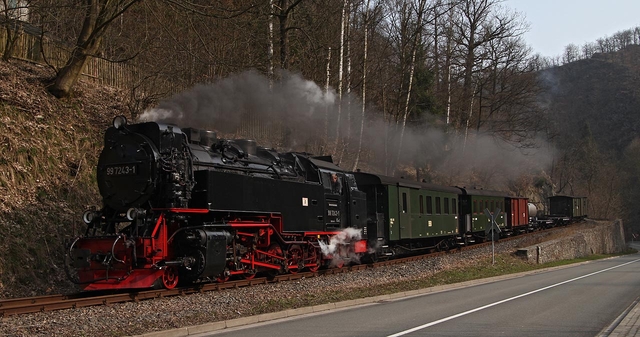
{"left": 0, "top": 228, "right": 552, "bottom": 317}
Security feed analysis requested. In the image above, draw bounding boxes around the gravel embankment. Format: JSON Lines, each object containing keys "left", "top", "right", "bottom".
{"left": 0, "top": 229, "right": 581, "bottom": 337}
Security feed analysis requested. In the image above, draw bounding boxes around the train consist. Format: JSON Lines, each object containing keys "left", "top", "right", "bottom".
{"left": 65, "top": 116, "right": 587, "bottom": 290}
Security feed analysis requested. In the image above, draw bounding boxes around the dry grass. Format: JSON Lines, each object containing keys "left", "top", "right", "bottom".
{"left": 0, "top": 60, "right": 130, "bottom": 297}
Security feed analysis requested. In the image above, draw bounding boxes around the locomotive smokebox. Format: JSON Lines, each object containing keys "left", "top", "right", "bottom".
{"left": 97, "top": 129, "right": 159, "bottom": 211}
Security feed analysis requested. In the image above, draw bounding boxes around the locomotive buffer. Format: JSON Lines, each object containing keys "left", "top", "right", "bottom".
{"left": 484, "top": 208, "right": 502, "bottom": 265}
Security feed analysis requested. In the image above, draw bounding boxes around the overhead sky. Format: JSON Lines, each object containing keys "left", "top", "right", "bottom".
{"left": 504, "top": 0, "right": 640, "bottom": 57}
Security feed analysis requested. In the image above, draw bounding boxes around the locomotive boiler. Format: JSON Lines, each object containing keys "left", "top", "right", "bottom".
{"left": 66, "top": 116, "right": 368, "bottom": 290}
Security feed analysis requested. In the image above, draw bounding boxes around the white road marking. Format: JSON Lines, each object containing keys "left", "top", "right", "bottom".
{"left": 387, "top": 258, "right": 640, "bottom": 337}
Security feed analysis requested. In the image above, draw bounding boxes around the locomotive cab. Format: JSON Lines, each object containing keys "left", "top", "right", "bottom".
{"left": 312, "top": 158, "right": 367, "bottom": 232}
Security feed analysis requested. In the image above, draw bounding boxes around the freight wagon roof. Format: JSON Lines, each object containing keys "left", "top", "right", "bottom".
{"left": 353, "top": 172, "right": 460, "bottom": 194}
{"left": 456, "top": 187, "right": 511, "bottom": 197}
{"left": 549, "top": 195, "right": 587, "bottom": 199}
{"left": 508, "top": 196, "right": 529, "bottom": 200}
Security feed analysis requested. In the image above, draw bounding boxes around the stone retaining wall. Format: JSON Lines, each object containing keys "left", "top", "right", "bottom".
{"left": 516, "top": 220, "right": 626, "bottom": 264}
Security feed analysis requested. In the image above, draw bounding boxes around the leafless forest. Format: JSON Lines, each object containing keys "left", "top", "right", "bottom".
{"left": 3, "top": 0, "right": 640, "bottom": 229}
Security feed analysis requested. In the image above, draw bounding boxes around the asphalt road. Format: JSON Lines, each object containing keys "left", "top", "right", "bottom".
{"left": 198, "top": 253, "right": 640, "bottom": 337}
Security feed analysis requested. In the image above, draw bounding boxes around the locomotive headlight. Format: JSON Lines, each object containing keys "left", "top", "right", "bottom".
{"left": 82, "top": 210, "right": 98, "bottom": 224}
{"left": 113, "top": 115, "right": 128, "bottom": 129}
{"left": 126, "top": 208, "right": 145, "bottom": 221}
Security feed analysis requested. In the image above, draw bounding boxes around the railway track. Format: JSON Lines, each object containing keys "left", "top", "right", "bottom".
{"left": 0, "top": 231, "right": 529, "bottom": 317}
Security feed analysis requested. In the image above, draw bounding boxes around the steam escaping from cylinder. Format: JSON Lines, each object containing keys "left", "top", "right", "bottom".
{"left": 319, "top": 227, "right": 363, "bottom": 266}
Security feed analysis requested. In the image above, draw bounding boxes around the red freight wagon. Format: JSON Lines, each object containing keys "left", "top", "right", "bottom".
{"left": 506, "top": 196, "right": 529, "bottom": 234}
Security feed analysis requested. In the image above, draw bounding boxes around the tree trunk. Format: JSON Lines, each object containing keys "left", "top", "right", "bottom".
{"left": 325, "top": 47, "right": 332, "bottom": 145}
{"left": 49, "top": 39, "right": 101, "bottom": 98}
{"left": 338, "top": 0, "right": 353, "bottom": 164}
{"left": 268, "top": 0, "right": 275, "bottom": 82}
{"left": 333, "top": 0, "right": 348, "bottom": 158}
{"left": 47, "top": 0, "right": 141, "bottom": 98}
{"left": 392, "top": 0, "right": 427, "bottom": 176}
{"left": 352, "top": 0, "right": 370, "bottom": 172}
{"left": 2, "top": 21, "right": 19, "bottom": 62}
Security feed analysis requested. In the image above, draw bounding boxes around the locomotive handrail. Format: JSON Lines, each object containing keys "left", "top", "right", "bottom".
{"left": 191, "top": 161, "right": 299, "bottom": 180}
{"left": 111, "top": 234, "right": 126, "bottom": 264}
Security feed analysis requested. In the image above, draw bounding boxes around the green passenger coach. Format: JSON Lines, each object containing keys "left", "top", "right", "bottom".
{"left": 456, "top": 187, "right": 508, "bottom": 243}
{"left": 354, "top": 172, "right": 461, "bottom": 254}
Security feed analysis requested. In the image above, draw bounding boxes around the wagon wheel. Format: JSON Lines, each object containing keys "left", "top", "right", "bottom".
{"left": 365, "top": 251, "right": 378, "bottom": 264}
{"left": 162, "top": 266, "right": 179, "bottom": 289}
{"left": 216, "top": 274, "right": 230, "bottom": 283}
{"left": 306, "top": 246, "right": 321, "bottom": 272}
{"left": 287, "top": 245, "right": 303, "bottom": 274}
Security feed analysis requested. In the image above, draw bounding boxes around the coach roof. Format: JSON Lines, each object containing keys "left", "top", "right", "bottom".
{"left": 353, "top": 172, "right": 460, "bottom": 194}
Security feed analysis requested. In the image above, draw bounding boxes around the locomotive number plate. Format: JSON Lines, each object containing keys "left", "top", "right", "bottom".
{"left": 106, "top": 164, "right": 138, "bottom": 176}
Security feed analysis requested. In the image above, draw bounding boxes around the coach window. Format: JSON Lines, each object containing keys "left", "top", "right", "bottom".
{"left": 473, "top": 200, "right": 477, "bottom": 214}
{"left": 484, "top": 200, "right": 489, "bottom": 211}
{"left": 491, "top": 201, "right": 495, "bottom": 212}
{"left": 444, "top": 197, "right": 450, "bottom": 214}
{"left": 452, "top": 199, "right": 457, "bottom": 214}
{"left": 435, "top": 197, "right": 441, "bottom": 215}
{"left": 426, "top": 196, "right": 433, "bottom": 214}
{"left": 402, "top": 193, "right": 407, "bottom": 213}
{"left": 419, "top": 195, "right": 424, "bottom": 214}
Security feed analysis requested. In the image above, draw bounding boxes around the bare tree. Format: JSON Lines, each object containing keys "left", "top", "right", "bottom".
{"left": 268, "top": 0, "right": 275, "bottom": 81}
{"left": 352, "top": 0, "right": 371, "bottom": 171}
{"left": 392, "top": 0, "right": 430, "bottom": 175}
{"left": 562, "top": 43, "right": 579, "bottom": 64}
{"left": 0, "top": 0, "right": 31, "bottom": 61}
{"left": 271, "top": 0, "right": 303, "bottom": 70}
{"left": 452, "top": 0, "right": 527, "bottom": 130}
{"left": 48, "top": 0, "right": 141, "bottom": 98}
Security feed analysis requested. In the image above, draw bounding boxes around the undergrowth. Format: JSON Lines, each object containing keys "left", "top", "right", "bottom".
{"left": 0, "top": 60, "right": 128, "bottom": 297}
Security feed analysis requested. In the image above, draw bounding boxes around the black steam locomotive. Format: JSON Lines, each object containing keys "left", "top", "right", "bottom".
{"left": 66, "top": 116, "right": 585, "bottom": 290}
{"left": 67, "top": 116, "right": 368, "bottom": 290}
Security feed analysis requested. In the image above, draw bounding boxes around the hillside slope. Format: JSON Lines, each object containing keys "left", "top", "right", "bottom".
{"left": 0, "top": 60, "right": 129, "bottom": 297}
{"left": 540, "top": 46, "right": 640, "bottom": 156}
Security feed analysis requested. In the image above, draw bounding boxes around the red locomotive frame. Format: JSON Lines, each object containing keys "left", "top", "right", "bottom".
{"left": 70, "top": 208, "right": 367, "bottom": 290}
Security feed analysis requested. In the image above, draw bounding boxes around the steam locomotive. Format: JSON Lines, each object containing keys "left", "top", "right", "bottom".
{"left": 65, "top": 116, "right": 586, "bottom": 291}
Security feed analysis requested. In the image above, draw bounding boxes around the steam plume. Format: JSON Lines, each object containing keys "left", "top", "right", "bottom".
{"left": 139, "top": 70, "right": 556, "bottom": 189}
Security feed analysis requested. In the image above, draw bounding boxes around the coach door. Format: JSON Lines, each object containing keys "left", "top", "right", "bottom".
{"left": 398, "top": 187, "right": 412, "bottom": 239}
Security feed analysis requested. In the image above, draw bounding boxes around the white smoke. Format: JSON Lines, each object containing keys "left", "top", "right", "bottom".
{"left": 140, "top": 108, "right": 177, "bottom": 121}
{"left": 318, "top": 227, "right": 363, "bottom": 266}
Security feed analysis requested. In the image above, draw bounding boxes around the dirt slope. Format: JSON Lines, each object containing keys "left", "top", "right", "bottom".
{"left": 0, "top": 60, "right": 129, "bottom": 297}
